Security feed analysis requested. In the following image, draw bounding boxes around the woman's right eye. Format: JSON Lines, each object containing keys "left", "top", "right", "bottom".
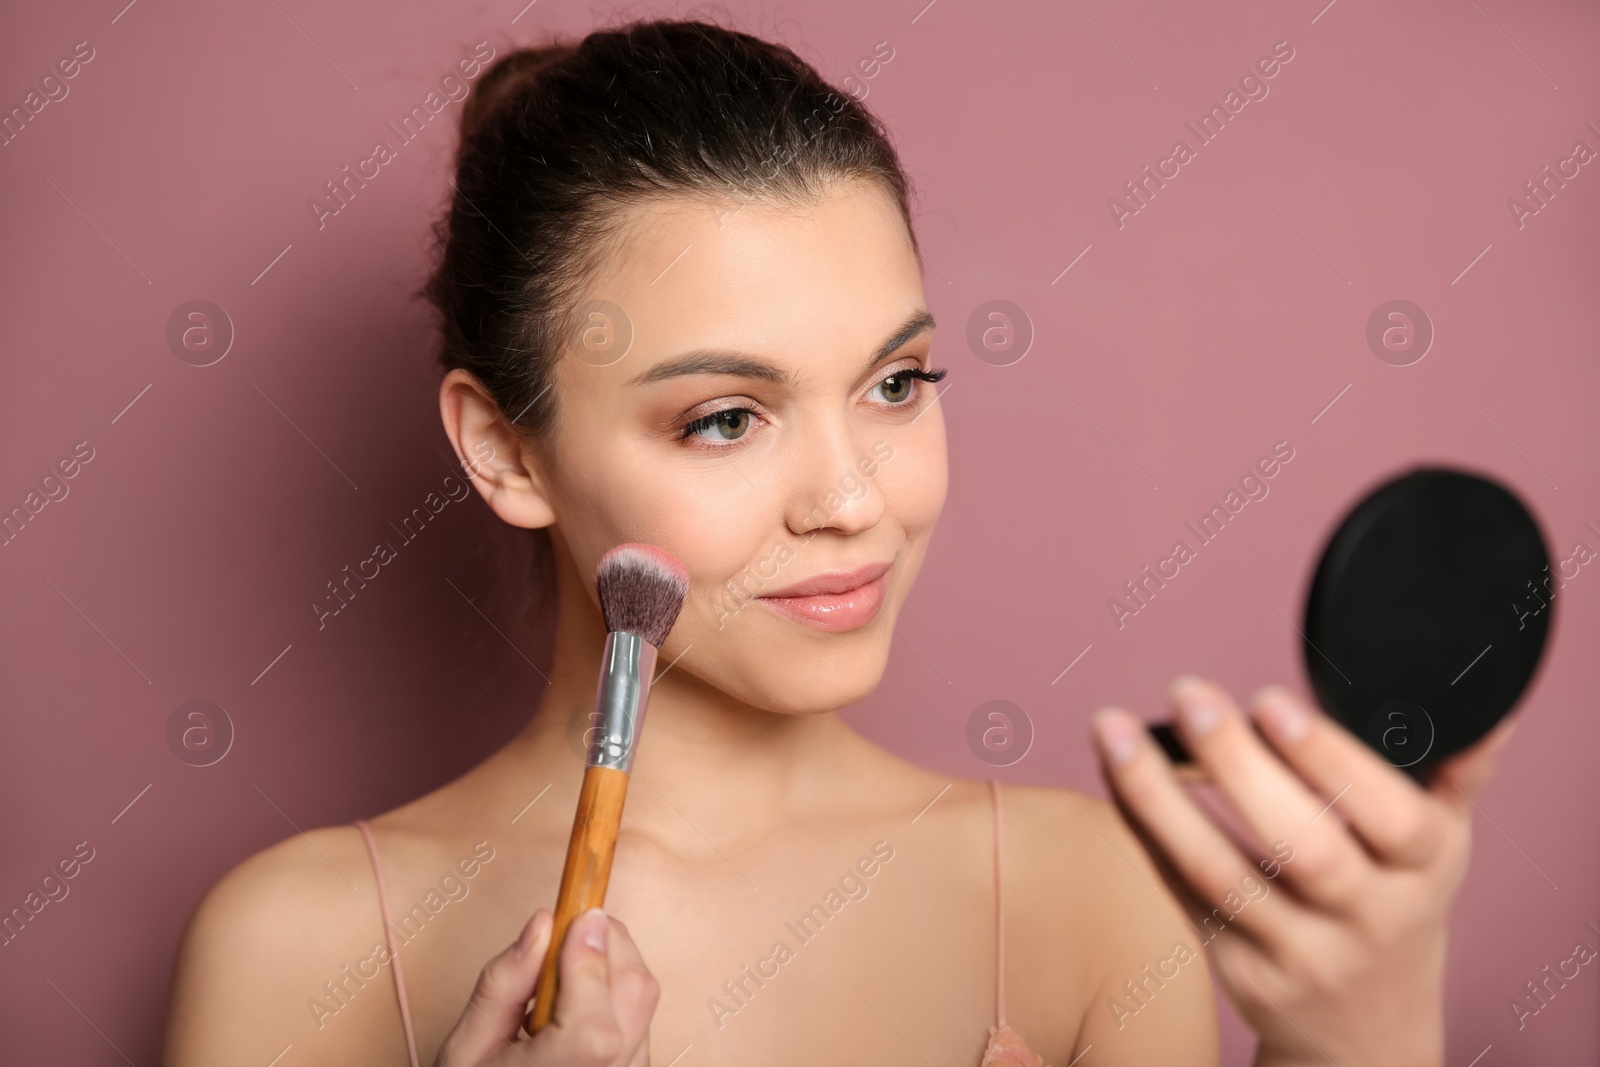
{"left": 682, "top": 408, "right": 753, "bottom": 445}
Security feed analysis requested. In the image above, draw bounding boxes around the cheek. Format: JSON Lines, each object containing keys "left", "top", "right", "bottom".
{"left": 880, "top": 420, "right": 948, "bottom": 535}
{"left": 552, "top": 435, "right": 775, "bottom": 602}
{"left": 637, "top": 478, "right": 772, "bottom": 583}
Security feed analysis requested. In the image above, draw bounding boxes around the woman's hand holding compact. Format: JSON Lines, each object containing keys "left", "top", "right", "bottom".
{"left": 433, "top": 907, "right": 659, "bottom": 1067}
{"left": 1090, "top": 676, "right": 1516, "bottom": 1067}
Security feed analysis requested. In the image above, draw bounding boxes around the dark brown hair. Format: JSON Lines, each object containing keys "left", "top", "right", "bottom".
{"left": 422, "top": 17, "right": 921, "bottom": 437}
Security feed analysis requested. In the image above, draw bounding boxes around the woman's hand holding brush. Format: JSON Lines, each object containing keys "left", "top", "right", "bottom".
{"left": 433, "top": 907, "right": 660, "bottom": 1067}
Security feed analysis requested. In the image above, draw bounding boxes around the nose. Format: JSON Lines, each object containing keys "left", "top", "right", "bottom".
{"left": 783, "top": 415, "right": 887, "bottom": 538}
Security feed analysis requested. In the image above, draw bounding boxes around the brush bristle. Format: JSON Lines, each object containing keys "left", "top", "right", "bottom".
{"left": 596, "top": 543, "right": 689, "bottom": 647}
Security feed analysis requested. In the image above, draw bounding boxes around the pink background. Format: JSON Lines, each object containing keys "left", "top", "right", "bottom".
{"left": 2, "top": 0, "right": 1597, "bottom": 1062}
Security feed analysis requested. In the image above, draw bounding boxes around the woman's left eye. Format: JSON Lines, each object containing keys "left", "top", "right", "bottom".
{"left": 872, "top": 366, "right": 947, "bottom": 405}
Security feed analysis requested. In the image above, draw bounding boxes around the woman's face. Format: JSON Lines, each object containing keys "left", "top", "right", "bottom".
{"left": 527, "top": 176, "right": 948, "bottom": 714}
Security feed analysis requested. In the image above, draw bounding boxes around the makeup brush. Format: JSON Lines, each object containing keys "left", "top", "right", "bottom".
{"left": 524, "top": 542, "right": 689, "bottom": 1036}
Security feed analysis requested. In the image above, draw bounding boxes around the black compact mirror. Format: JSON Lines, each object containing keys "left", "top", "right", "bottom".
{"left": 1150, "top": 466, "right": 1555, "bottom": 780}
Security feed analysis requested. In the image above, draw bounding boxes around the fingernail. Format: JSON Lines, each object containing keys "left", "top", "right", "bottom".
{"left": 1092, "top": 707, "right": 1140, "bottom": 766}
{"left": 580, "top": 907, "right": 608, "bottom": 953}
{"left": 1172, "top": 677, "right": 1218, "bottom": 737}
{"left": 515, "top": 914, "right": 539, "bottom": 958}
{"left": 1254, "top": 688, "right": 1309, "bottom": 743}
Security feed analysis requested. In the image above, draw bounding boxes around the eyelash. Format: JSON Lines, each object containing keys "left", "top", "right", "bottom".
{"left": 677, "top": 365, "right": 949, "bottom": 448}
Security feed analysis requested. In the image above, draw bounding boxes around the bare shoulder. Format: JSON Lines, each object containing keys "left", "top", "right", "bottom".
{"left": 162, "top": 823, "right": 407, "bottom": 1067}
{"left": 997, "top": 783, "right": 1166, "bottom": 908}
{"left": 994, "top": 783, "right": 1174, "bottom": 961}
{"left": 997, "top": 782, "right": 1220, "bottom": 1065}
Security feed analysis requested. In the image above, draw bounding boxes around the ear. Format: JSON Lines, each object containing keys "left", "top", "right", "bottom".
{"left": 438, "top": 368, "right": 557, "bottom": 529}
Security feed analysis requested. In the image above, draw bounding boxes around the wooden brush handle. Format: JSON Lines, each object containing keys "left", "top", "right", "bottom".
{"left": 524, "top": 764, "right": 632, "bottom": 1035}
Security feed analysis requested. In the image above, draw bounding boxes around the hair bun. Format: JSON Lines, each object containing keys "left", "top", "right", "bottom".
{"left": 461, "top": 43, "right": 576, "bottom": 144}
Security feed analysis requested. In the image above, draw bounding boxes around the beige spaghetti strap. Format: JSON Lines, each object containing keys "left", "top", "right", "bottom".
{"left": 988, "top": 778, "right": 1007, "bottom": 1030}
{"left": 354, "top": 819, "right": 421, "bottom": 1067}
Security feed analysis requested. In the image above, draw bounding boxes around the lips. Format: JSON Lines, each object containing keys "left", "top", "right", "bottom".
{"left": 758, "top": 561, "right": 891, "bottom": 599}
{"left": 755, "top": 560, "right": 892, "bottom": 632}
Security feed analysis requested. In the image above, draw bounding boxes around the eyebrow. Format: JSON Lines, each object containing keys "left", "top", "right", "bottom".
{"left": 626, "top": 309, "right": 937, "bottom": 387}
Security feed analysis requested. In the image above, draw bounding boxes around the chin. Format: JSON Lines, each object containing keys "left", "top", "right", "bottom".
{"left": 680, "top": 608, "right": 896, "bottom": 714}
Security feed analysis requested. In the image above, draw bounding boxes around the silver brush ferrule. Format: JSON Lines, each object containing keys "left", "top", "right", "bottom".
{"left": 587, "top": 630, "right": 658, "bottom": 773}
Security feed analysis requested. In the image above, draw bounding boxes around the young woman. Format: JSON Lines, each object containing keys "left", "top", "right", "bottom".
{"left": 161, "top": 19, "right": 1514, "bottom": 1067}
